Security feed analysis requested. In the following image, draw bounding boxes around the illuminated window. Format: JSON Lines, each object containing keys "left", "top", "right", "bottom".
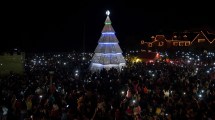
{"left": 148, "top": 43, "right": 152, "bottom": 47}
{"left": 141, "top": 40, "right": 144, "bottom": 44}
{"left": 158, "top": 42, "right": 164, "bottom": 46}
{"left": 198, "top": 39, "right": 205, "bottom": 43}
{"left": 185, "top": 41, "right": 190, "bottom": 46}
{"left": 179, "top": 42, "right": 184, "bottom": 46}
{"left": 173, "top": 42, "right": 178, "bottom": 46}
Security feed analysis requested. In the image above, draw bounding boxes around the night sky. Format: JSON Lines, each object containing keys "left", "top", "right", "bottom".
{"left": 3, "top": 1, "right": 215, "bottom": 52}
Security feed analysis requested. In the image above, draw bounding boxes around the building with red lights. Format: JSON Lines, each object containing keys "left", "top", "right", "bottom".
{"left": 141, "top": 30, "right": 215, "bottom": 52}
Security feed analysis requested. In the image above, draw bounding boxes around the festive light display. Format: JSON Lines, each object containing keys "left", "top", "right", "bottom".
{"left": 99, "top": 43, "right": 117, "bottom": 44}
{"left": 102, "top": 32, "right": 115, "bottom": 35}
{"left": 90, "top": 10, "right": 126, "bottom": 71}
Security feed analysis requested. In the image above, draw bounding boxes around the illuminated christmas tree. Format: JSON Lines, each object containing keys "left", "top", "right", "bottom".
{"left": 90, "top": 10, "right": 126, "bottom": 71}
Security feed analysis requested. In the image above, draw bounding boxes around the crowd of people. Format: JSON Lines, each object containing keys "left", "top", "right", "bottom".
{"left": 0, "top": 51, "right": 215, "bottom": 120}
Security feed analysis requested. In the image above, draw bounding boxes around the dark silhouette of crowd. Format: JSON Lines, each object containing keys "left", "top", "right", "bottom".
{"left": 0, "top": 51, "right": 215, "bottom": 120}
